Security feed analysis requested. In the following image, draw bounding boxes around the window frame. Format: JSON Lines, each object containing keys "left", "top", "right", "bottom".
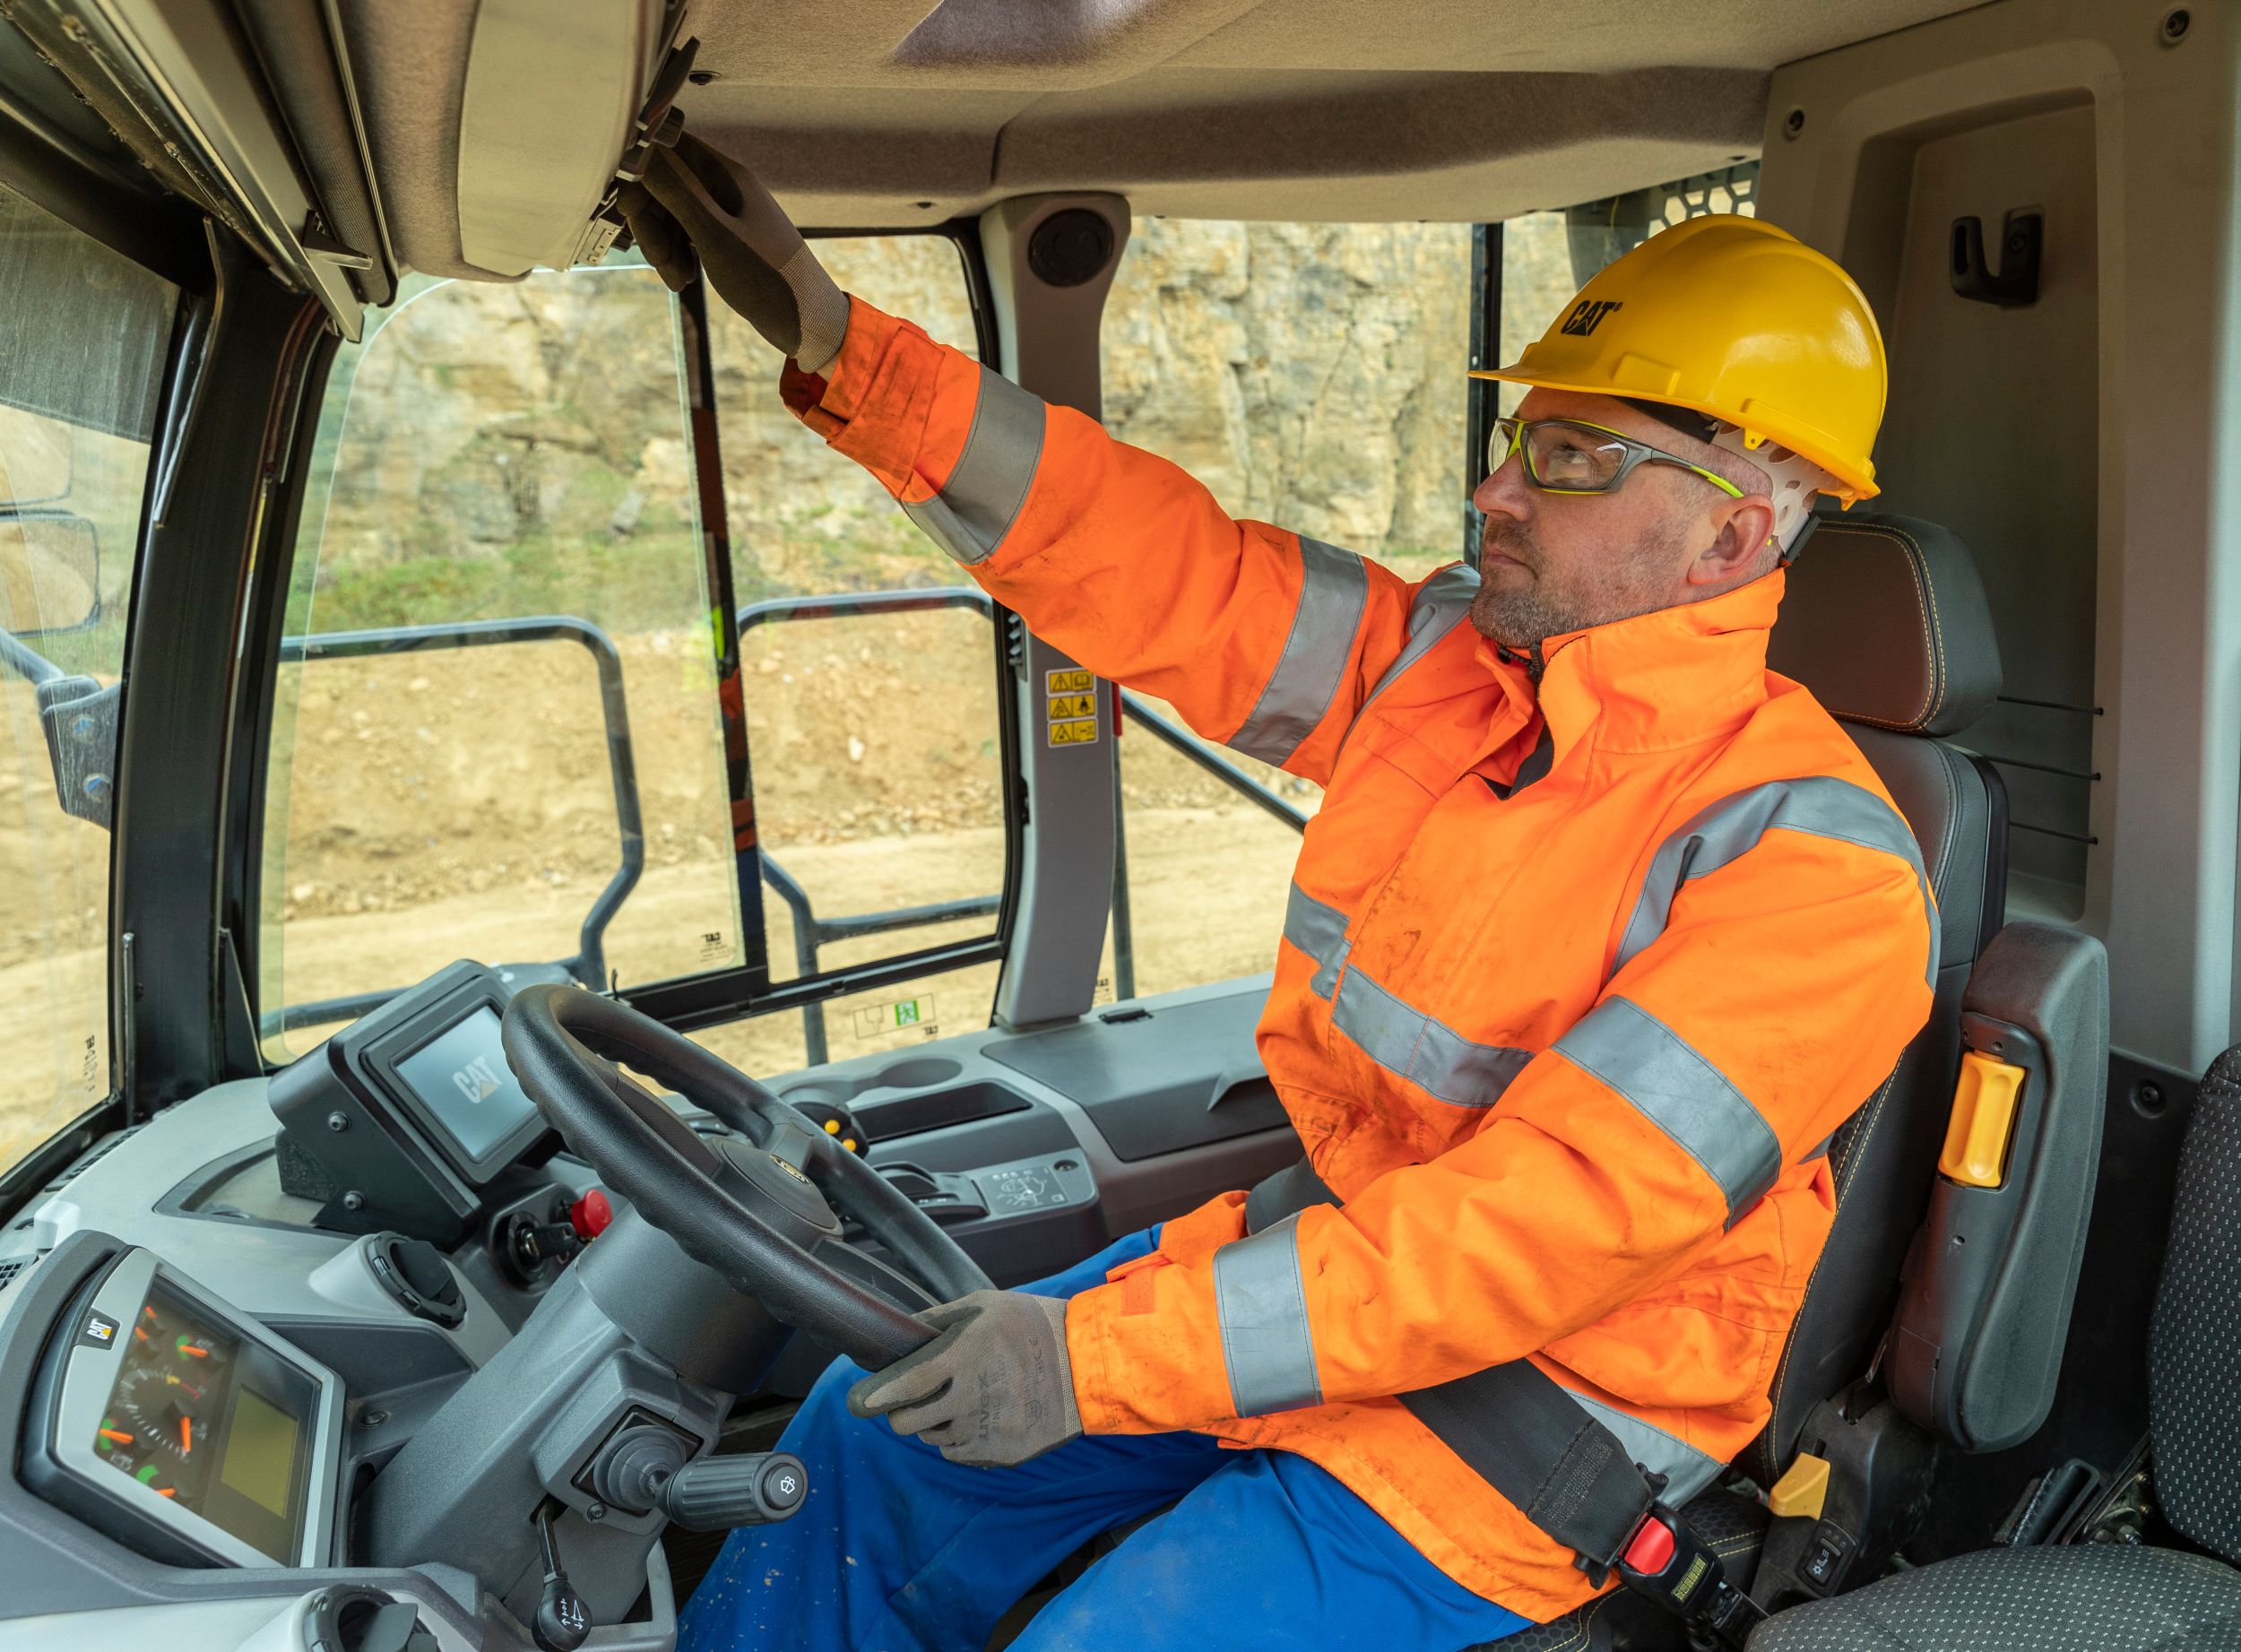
{"left": 1465, "top": 220, "right": 1503, "bottom": 567}
{"left": 0, "top": 85, "right": 229, "bottom": 1213}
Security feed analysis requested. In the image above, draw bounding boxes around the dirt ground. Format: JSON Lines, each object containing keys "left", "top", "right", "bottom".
{"left": 0, "top": 616, "right": 1321, "bottom": 1169}
{"left": 0, "top": 558, "right": 1474, "bottom": 1170}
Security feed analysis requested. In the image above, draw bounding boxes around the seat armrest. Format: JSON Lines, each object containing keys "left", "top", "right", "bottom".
{"left": 1887, "top": 922, "right": 2109, "bottom": 1452}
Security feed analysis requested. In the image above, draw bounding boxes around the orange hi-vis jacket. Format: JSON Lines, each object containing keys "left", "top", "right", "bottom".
{"left": 784, "top": 302, "right": 1939, "bottom": 1622}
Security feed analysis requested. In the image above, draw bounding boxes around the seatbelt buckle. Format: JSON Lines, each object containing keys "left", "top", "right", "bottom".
{"left": 1614, "top": 1503, "right": 1765, "bottom": 1648}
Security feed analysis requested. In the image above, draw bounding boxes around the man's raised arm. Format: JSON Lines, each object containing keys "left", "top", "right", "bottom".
{"left": 625, "top": 134, "right": 1419, "bottom": 786}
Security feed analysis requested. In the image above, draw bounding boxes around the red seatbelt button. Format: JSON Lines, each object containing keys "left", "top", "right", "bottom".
{"left": 570, "top": 1189, "right": 614, "bottom": 1241}
{"left": 1622, "top": 1515, "right": 1677, "bottom": 1576}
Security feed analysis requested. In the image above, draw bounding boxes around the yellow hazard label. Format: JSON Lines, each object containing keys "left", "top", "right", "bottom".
{"left": 1050, "top": 717, "right": 1100, "bottom": 747}
{"left": 1047, "top": 692, "right": 1098, "bottom": 720}
{"left": 1046, "top": 668, "right": 1094, "bottom": 694}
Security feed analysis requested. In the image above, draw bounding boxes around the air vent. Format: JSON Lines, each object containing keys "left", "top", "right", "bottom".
{"left": 43, "top": 1124, "right": 140, "bottom": 1192}
{"left": 0, "top": 1255, "right": 35, "bottom": 1296}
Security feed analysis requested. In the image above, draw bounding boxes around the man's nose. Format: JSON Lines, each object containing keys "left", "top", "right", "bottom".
{"left": 1474, "top": 454, "right": 1531, "bottom": 520}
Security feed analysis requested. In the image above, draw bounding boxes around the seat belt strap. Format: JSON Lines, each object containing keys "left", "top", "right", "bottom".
{"left": 1397, "top": 1361, "right": 1659, "bottom": 1570}
{"left": 1242, "top": 1156, "right": 1339, "bottom": 1233}
{"left": 1240, "top": 1158, "right": 1767, "bottom": 1644}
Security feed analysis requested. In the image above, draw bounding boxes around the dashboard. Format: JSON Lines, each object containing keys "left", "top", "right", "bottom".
{"left": 0, "top": 970, "right": 1296, "bottom": 1650}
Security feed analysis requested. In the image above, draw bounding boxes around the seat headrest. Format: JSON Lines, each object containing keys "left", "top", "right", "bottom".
{"left": 1768, "top": 511, "right": 2002, "bottom": 738}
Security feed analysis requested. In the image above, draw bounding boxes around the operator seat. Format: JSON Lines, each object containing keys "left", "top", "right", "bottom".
{"left": 1751, "top": 1042, "right": 2241, "bottom": 1649}
{"left": 1494, "top": 512, "right": 2011, "bottom": 1652}
{"left": 1743, "top": 512, "right": 2010, "bottom": 1485}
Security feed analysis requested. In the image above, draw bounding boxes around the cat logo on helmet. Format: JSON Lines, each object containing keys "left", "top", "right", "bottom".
{"left": 1559, "top": 299, "right": 1624, "bottom": 337}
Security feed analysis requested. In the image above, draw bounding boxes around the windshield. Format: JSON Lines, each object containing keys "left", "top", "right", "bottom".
{"left": 0, "top": 184, "right": 174, "bottom": 1179}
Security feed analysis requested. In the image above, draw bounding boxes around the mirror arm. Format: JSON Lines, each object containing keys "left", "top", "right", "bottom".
{"left": 31, "top": 667, "right": 120, "bottom": 830}
{"left": 0, "top": 625, "right": 117, "bottom": 828}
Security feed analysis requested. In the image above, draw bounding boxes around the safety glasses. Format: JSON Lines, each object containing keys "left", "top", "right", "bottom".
{"left": 1488, "top": 416, "right": 1745, "bottom": 500}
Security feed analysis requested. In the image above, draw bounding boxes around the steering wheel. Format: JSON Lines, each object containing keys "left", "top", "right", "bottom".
{"left": 501, "top": 983, "right": 991, "bottom": 1369}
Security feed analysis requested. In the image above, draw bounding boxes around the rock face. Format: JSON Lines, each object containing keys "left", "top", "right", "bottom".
{"left": 308, "top": 217, "right": 1496, "bottom": 619}
{"left": 1101, "top": 218, "right": 1472, "bottom": 561}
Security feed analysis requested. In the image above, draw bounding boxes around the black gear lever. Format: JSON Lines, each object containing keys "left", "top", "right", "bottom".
{"left": 532, "top": 1501, "right": 591, "bottom": 1652}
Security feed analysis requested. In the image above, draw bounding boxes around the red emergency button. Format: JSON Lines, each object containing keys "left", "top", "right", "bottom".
{"left": 1621, "top": 1516, "right": 1676, "bottom": 1576}
{"left": 570, "top": 1189, "right": 614, "bottom": 1241}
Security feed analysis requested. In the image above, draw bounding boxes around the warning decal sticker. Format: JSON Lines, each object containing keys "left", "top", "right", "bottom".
{"left": 1045, "top": 667, "right": 1101, "bottom": 748}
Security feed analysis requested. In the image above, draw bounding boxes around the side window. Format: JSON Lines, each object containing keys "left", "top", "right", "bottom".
{"left": 1095, "top": 218, "right": 1473, "bottom": 1000}
{"left": 694, "top": 235, "right": 1008, "bottom": 1077}
{"left": 259, "top": 265, "right": 740, "bottom": 1059}
{"left": 0, "top": 185, "right": 173, "bottom": 1172}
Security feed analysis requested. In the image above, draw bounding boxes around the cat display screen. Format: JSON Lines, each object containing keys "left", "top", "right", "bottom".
{"left": 393, "top": 1005, "right": 541, "bottom": 1168}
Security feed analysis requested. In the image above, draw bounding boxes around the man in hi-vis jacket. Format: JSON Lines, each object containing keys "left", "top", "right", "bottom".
{"left": 627, "top": 137, "right": 1930, "bottom": 1651}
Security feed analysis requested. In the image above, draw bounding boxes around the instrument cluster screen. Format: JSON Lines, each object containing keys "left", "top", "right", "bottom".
{"left": 394, "top": 1005, "right": 541, "bottom": 1164}
{"left": 91, "top": 1280, "right": 316, "bottom": 1562}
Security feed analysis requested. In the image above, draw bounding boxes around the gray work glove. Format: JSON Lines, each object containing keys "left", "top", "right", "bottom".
{"left": 618, "top": 132, "right": 851, "bottom": 376}
{"left": 845, "top": 1289, "right": 1083, "bottom": 1467}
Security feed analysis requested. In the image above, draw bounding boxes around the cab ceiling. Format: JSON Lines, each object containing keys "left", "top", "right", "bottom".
{"left": 342, "top": 0, "right": 1986, "bottom": 281}
{"left": 667, "top": 0, "right": 1986, "bottom": 228}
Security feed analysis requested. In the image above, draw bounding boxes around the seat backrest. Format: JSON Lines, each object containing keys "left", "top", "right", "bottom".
{"left": 2150, "top": 1044, "right": 2241, "bottom": 1564}
{"left": 1742, "top": 512, "right": 2008, "bottom": 1484}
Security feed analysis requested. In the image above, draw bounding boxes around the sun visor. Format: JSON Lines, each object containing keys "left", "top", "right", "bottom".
{"left": 453, "top": 0, "right": 684, "bottom": 278}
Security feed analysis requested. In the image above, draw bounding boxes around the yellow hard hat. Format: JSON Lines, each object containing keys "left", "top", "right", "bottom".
{"left": 1470, "top": 214, "right": 1887, "bottom": 500}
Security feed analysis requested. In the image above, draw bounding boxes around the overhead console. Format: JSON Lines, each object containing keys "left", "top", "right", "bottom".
{"left": 270, "top": 961, "right": 558, "bottom": 1244}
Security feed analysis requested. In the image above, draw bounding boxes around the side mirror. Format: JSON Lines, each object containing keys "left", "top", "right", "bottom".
{"left": 0, "top": 509, "right": 100, "bottom": 635}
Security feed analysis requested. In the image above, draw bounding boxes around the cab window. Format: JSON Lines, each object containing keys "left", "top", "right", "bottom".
{"left": 259, "top": 263, "right": 740, "bottom": 1060}
{"left": 258, "top": 236, "right": 1008, "bottom": 1077}
{"left": 695, "top": 234, "right": 1008, "bottom": 1076}
{"left": 1096, "top": 216, "right": 1473, "bottom": 1000}
{"left": 0, "top": 184, "right": 174, "bottom": 1174}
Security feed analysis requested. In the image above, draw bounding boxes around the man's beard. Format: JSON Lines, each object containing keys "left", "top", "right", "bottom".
{"left": 1468, "top": 516, "right": 1683, "bottom": 648}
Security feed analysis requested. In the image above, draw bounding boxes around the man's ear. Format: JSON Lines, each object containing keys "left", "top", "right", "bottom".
{"left": 1686, "top": 495, "right": 1779, "bottom": 586}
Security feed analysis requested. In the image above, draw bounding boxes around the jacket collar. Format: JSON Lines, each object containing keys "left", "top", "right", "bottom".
{"left": 1475, "top": 568, "right": 1786, "bottom": 759}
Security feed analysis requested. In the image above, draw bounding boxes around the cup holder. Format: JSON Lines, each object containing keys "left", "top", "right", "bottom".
{"left": 870, "top": 1056, "right": 964, "bottom": 1091}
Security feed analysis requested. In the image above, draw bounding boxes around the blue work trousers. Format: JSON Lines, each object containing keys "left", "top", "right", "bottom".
{"left": 676, "top": 1229, "right": 1534, "bottom": 1652}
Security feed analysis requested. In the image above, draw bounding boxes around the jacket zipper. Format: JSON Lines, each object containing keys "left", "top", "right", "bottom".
{"left": 1494, "top": 640, "right": 1548, "bottom": 688}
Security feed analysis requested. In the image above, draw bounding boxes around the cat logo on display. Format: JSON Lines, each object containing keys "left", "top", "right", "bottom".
{"left": 1559, "top": 298, "right": 1624, "bottom": 337}
{"left": 451, "top": 1054, "right": 505, "bottom": 1107}
{"left": 79, "top": 1310, "right": 120, "bottom": 1350}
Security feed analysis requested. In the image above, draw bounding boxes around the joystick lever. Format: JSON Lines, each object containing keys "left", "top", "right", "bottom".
{"left": 656, "top": 1451, "right": 809, "bottom": 1530}
{"left": 590, "top": 1424, "right": 809, "bottom": 1531}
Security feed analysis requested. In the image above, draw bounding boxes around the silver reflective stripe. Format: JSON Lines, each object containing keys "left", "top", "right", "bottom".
{"left": 1351, "top": 562, "right": 1479, "bottom": 726}
{"left": 1614, "top": 775, "right": 1938, "bottom": 987}
{"left": 1229, "top": 538, "right": 1370, "bottom": 765}
{"left": 1211, "top": 1215, "right": 1322, "bottom": 1415}
{"left": 1329, "top": 964, "right": 1533, "bottom": 1107}
{"left": 900, "top": 365, "right": 1045, "bottom": 567}
{"left": 1568, "top": 1388, "right": 1726, "bottom": 1508}
{"left": 1283, "top": 881, "right": 1351, "bottom": 999}
{"left": 1553, "top": 996, "right": 1781, "bottom": 1226}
